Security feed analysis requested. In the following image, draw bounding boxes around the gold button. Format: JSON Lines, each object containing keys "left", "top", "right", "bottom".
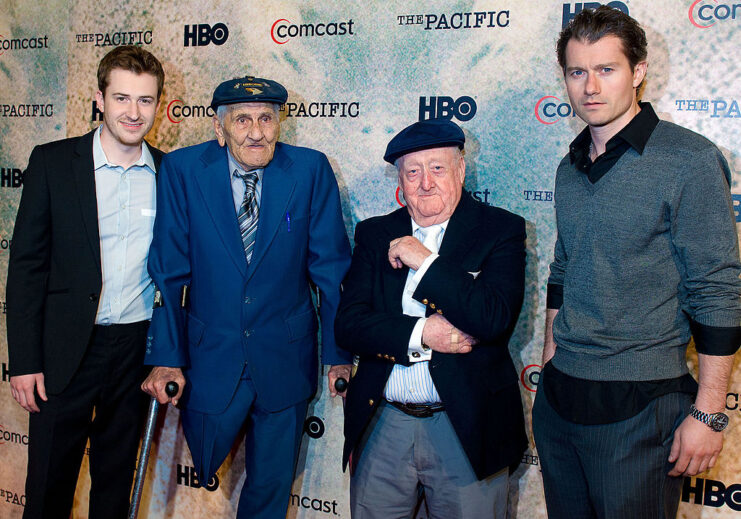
{"left": 369, "top": 399, "right": 374, "bottom": 406}
{"left": 422, "top": 298, "right": 428, "bottom": 305}
{"left": 383, "top": 354, "right": 389, "bottom": 359}
{"left": 376, "top": 353, "right": 382, "bottom": 358}
{"left": 430, "top": 303, "right": 436, "bottom": 309}
{"left": 437, "top": 309, "right": 443, "bottom": 314}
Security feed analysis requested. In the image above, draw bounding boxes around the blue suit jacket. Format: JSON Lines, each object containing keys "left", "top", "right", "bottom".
{"left": 145, "top": 140, "right": 351, "bottom": 414}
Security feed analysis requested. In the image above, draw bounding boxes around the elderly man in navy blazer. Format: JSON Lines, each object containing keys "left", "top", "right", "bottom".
{"left": 336, "top": 119, "right": 528, "bottom": 518}
{"left": 141, "top": 76, "right": 352, "bottom": 519}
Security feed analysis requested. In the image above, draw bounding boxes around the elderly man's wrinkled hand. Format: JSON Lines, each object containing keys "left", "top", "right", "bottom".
{"left": 422, "top": 314, "right": 477, "bottom": 354}
{"left": 388, "top": 236, "right": 432, "bottom": 271}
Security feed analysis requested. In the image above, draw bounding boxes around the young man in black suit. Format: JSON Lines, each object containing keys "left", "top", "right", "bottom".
{"left": 336, "top": 119, "right": 527, "bottom": 518}
{"left": 7, "top": 45, "right": 165, "bottom": 519}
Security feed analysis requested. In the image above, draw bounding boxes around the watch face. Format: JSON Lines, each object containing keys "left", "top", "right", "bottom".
{"left": 711, "top": 413, "right": 729, "bottom": 432}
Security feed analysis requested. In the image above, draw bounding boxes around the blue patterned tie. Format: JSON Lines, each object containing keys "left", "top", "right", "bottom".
{"left": 236, "top": 170, "right": 259, "bottom": 264}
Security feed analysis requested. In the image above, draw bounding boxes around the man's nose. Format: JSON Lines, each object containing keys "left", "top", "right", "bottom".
{"left": 127, "top": 102, "right": 140, "bottom": 120}
{"left": 247, "top": 122, "right": 264, "bottom": 142}
{"left": 420, "top": 169, "right": 432, "bottom": 190}
{"left": 585, "top": 73, "right": 600, "bottom": 96}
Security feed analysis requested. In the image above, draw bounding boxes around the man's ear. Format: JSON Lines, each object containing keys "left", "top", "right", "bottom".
{"left": 213, "top": 116, "right": 225, "bottom": 147}
{"left": 95, "top": 90, "right": 105, "bottom": 113}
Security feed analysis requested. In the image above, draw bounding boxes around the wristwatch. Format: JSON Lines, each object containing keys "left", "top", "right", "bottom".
{"left": 689, "top": 404, "right": 729, "bottom": 432}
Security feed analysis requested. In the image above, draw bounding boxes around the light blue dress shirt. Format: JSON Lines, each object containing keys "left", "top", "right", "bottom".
{"left": 93, "top": 126, "right": 156, "bottom": 325}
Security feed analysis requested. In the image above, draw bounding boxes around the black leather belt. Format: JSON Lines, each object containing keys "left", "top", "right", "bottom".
{"left": 387, "top": 399, "right": 445, "bottom": 418}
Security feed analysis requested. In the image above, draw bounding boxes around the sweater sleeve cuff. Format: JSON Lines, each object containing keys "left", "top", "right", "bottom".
{"left": 547, "top": 283, "right": 563, "bottom": 310}
{"left": 690, "top": 319, "right": 741, "bottom": 356}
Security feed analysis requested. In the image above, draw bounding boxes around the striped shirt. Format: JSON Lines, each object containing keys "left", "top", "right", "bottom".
{"left": 384, "top": 220, "right": 448, "bottom": 404}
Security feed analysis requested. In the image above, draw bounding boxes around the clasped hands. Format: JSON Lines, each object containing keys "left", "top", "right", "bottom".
{"left": 389, "top": 235, "right": 476, "bottom": 354}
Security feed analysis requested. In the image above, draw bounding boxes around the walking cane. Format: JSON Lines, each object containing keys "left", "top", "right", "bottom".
{"left": 128, "top": 381, "right": 179, "bottom": 519}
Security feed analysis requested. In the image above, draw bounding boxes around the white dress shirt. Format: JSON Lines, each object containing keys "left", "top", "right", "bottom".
{"left": 383, "top": 219, "right": 448, "bottom": 404}
{"left": 93, "top": 126, "right": 156, "bottom": 324}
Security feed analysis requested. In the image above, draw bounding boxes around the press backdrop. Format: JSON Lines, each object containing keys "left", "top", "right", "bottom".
{"left": 1, "top": 0, "right": 739, "bottom": 517}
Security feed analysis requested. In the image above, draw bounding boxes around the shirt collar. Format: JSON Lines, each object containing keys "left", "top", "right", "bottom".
{"left": 569, "top": 102, "right": 660, "bottom": 164}
{"left": 411, "top": 218, "right": 449, "bottom": 236}
{"left": 93, "top": 125, "right": 156, "bottom": 172}
{"left": 228, "top": 148, "right": 264, "bottom": 182}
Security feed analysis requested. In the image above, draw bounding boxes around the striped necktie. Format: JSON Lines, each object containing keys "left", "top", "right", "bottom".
{"left": 236, "top": 170, "right": 259, "bottom": 264}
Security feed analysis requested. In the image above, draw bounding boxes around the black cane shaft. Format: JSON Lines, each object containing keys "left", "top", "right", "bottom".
{"left": 127, "top": 381, "right": 179, "bottom": 519}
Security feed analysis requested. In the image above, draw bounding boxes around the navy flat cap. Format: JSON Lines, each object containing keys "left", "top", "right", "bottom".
{"left": 384, "top": 119, "right": 465, "bottom": 164}
{"left": 210, "top": 75, "right": 288, "bottom": 109}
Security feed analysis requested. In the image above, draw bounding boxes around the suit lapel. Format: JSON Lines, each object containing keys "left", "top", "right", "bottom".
{"left": 438, "top": 191, "right": 478, "bottom": 258}
{"left": 382, "top": 208, "right": 414, "bottom": 313}
{"left": 245, "top": 144, "right": 296, "bottom": 282}
{"left": 195, "top": 142, "right": 248, "bottom": 276}
{"left": 73, "top": 130, "right": 102, "bottom": 274}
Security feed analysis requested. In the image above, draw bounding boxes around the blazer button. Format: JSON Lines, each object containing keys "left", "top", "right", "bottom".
{"left": 412, "top": 352, "right": 421, "bottom": 358}
{"left": 390, "top": 356, "right": 396, "bottom": 362}
{"left": 88, "top": 293, "right": 98, "bottom": 302}
{"left": 369, "top": 399, "right": 374, "bottom": 406}
{"left": 437, "top": 309, "right": 443, "bottom": 314}
{"left": 422, "top": 298, "right": 428, "bottom": 305}
{"left": 383, "top": 354, "right": 389, "bottom": 359}
{"left": 430, "top": 303, "right": 436, "bottom": 309}
{"left": 376, "top": 353, "right": 382, "bottom": 358}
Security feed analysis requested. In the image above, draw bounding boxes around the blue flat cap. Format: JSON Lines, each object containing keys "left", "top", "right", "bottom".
{"left": 210, "top": 75, "right": 288, "bottom": 109}
{"left": 384, "top": 119, "right": 465, "bottom": 164}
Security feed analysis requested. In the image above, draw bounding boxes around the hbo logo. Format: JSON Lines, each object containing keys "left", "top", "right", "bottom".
{"left": 184, "top": 23, "right": 229, "bottom": 47}
{"left": 419, "top": 96, "right": 477, "bottom": 122}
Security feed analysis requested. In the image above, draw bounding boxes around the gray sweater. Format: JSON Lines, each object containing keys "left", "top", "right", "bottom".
{"left": 549, "top": 120, "right": 741, "bottom": 381}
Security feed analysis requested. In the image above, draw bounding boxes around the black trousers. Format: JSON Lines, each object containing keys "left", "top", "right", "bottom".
{"left": 24, "top": 321, "right": 150, "bottom": 519}
{"left": 533, "top": 388, "right": 691, "bottom": 519}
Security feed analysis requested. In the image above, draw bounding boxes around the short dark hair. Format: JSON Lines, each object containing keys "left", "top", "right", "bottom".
{"left": 97, "top": 45, "right": 165, "bottom": 100}
{"left": 556, "top": 6, "right": 647, "bottom": 92}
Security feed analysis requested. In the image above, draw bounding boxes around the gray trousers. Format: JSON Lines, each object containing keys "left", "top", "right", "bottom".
{"left": 532, "top": 389, "right": 691, "bottom": 519}
{"left": 351, "top": 401, "right": 509, "bottom": 519}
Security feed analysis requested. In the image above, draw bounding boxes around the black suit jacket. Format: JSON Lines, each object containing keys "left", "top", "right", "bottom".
{"left": 6, "top": 129, "right": 164, "bottom": 394}
{"left": 335, "top": 191, "right": 528, "bottom": 480}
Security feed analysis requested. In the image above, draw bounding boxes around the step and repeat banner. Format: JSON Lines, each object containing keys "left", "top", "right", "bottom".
{"left": 1, "top": 0, "right": 740, "bottom": 517}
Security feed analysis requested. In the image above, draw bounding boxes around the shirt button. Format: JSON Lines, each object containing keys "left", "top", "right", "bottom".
{"left": 244, "top": 297, "right": 251, "bottom": 304}
{"left": 244, "top": 330, "right": 250, "bottom": 337}
{"left": 119, "top": 235, "right": 125, "bottom": 241}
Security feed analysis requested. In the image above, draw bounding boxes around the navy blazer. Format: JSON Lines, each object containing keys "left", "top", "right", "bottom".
{"left": 336, "top": 191, "right": 528, "bottom": 480}
{"left": 145, "top": 140, "right": 351, "bottom": 414}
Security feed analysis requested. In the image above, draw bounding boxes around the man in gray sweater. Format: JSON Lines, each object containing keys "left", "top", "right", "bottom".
{"left": 533, "top": 6, "right": 741, "bottom": 519}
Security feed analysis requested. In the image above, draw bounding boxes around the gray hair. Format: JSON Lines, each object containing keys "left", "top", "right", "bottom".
{"left": 216, "top": 103, "right": 281, "bottom": 125}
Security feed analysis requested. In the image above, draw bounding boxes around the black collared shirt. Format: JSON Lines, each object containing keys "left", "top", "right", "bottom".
{"left": 543, "top": 103, "right": 697, "bottom": 425}
{"left": 569, "top": 101, "right": 659, "bottom": 184}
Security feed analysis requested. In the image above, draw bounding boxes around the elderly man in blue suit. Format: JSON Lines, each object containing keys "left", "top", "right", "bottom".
{"left": 141, "top": 76, "right": 352, "bottom": 518}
